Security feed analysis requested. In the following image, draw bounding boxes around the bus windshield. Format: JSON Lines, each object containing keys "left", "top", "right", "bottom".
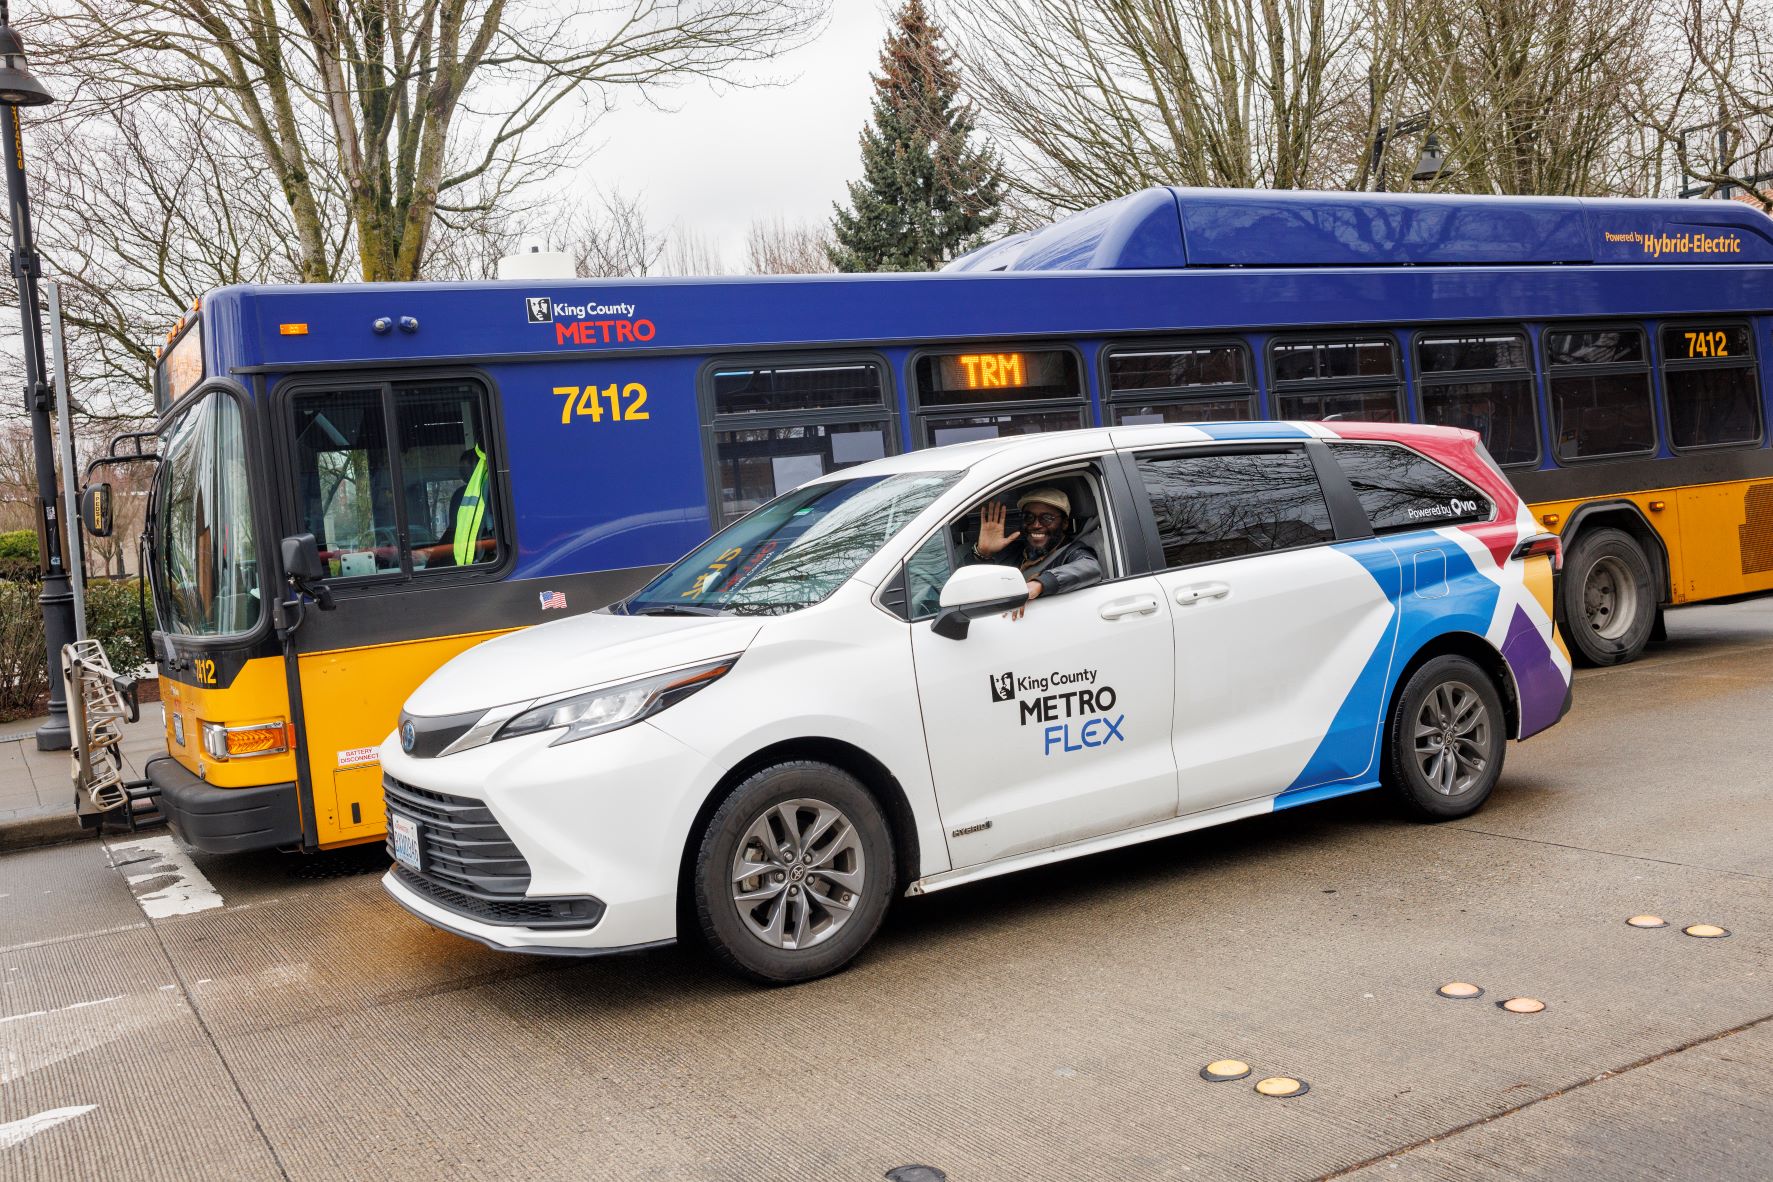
{"left": 153, "top": 392, "right": 262, "bottom": 637}
{"left": 619, "top": 471, "right": 958, "bottom": 616}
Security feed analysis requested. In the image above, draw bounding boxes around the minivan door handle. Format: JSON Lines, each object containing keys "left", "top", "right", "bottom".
{"left": 1098, "top": 594, "right": 1159, "bottom": 621}
{"left": 1174, "top": 582, "right": 1231, "bottom": 606}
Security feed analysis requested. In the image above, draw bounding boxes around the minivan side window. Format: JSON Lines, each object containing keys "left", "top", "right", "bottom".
{"left": 1134, "top": 448, "right": 1335, "bottom": 568}
{"left": 1325, "top": 441, "right": 1492, "bottom": 533}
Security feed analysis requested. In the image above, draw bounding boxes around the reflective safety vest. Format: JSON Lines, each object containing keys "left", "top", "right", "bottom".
{"left": 453, "top": 448, "right": 489, "bottom": 566}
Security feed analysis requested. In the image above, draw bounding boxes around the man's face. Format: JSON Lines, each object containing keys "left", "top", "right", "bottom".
{"left": 1022, "top": 501, "right": 1064, "bottom": 552}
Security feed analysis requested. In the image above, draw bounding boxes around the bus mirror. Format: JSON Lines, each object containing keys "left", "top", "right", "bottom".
{"left": 79, "top": 484, "right": 114, "bottom": 538}
{"left": 281, "top": 534, "right": 335, "bottom": 612}
{"left": 282, "top": 533, "right": 324, "bottom": 581}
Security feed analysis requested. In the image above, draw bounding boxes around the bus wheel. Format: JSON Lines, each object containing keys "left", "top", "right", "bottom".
{"left": 1384, "top": 655, "right": 1506, "bottom": 821}
{"left": 1560, "top": 527, "right": 1656, "bottom": 666}
{"left": 692, "top": 761, "right": 894, "bottom": 984}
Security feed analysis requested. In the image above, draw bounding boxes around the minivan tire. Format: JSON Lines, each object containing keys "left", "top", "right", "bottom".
{"left": 692, "top": 761, "right": 895, "bottom": 984}
{"left": 1559, "top": 527, "right": 1657, "bottom": 666}
{"left": 1383, "top": 655, "right": 1506, "bottom": 821}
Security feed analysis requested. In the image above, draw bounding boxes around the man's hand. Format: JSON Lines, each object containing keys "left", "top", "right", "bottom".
{"left": 1005, "top": 579, "right": 1043, "bottom": 621}
{"left": 975, "top": 501, "right": 1021, "bottom": 557}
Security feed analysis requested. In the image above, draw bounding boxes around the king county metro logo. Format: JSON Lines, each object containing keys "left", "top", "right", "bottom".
{"left": 525, "top": 296, "right": 551, "bottom": 323}
{"left": 989, "top": 671, "right": 1014, "bottom": 702}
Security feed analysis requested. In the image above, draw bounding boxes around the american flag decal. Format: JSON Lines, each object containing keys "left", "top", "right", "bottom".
{"left": 539, "top": 590, "right": 567, "bottom": 611}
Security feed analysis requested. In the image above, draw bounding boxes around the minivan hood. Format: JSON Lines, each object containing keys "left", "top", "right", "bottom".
{"left": 404, "top": 612, "right": 764, "bottom": 717}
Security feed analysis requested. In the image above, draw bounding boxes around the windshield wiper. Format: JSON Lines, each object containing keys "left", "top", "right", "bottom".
{"left": 631, "top": 604, "right": 725, "bottom": 617}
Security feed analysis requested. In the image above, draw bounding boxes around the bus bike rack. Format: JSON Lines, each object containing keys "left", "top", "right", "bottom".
{"left": 63, "top": 639, "right": 164, "bottom": 834}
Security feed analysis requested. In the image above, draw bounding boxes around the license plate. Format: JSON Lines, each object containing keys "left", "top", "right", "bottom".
{"left": 390, "top": 813, "right": 423, "bottom": 872}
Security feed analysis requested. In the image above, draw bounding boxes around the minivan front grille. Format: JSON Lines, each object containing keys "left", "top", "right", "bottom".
{"left": 382, "top": 775, "right": 603, "bottom": 930}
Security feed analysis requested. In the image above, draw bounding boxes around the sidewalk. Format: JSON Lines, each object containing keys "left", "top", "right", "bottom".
{"left": 0, "top": 706, "right": 167, "bottom": 849}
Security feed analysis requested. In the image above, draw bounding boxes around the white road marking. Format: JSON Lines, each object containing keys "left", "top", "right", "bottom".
{"left": 104, "top": 834, "right": 223, "bottom": 918}
{"left": 0, "top": 1105, "right": 97, "bottom": 1148}
{"left": 0, "top": 1106, "right": 96, "bottom": 1150}
{"left": 0, "top": 995, "right": 123, "bottom": 1028}
{"left": 2, "top": 990, "right": 183, "bottom": 1087}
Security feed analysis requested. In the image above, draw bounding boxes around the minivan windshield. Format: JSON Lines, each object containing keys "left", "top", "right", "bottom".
{"left": 619, "top": 471, "right": 958, "bottom": 616}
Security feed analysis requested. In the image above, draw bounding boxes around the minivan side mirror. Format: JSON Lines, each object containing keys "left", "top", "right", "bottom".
{"left": 931, "top": 565, "right": 1029, "bottom": 640}
{"left": 79, "top": 483, "right": 113, "bottom": 538}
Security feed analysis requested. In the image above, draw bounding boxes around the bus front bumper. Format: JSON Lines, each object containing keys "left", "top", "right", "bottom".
{"left": 145, "top": 756, "right": 303, "bottom": 855}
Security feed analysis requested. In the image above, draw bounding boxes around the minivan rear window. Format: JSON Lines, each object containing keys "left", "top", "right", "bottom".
{"left": 1326, "top": 442, "right": 1492, "bottom": 533}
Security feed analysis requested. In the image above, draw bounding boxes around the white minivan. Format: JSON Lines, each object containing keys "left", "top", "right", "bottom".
{"left": 379, "top": 422, "right": 1570, "bottom": 982}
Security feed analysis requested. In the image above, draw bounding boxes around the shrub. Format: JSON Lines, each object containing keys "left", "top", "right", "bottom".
{"left": 0, "top": 529, "right": 37, "bottom": 560}
{"left": 83, "top": 578, "right": 153, "bottom": 677}
{"left": 0, "top": 580, "right": 49, "bottom": 722}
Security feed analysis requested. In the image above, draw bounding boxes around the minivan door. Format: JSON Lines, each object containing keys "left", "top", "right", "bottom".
{"left": 907, "top": 469, "right": 1178, "bottom": 869}
{"left": 1130, "top": 445, "right": 1400, "bottom": 815}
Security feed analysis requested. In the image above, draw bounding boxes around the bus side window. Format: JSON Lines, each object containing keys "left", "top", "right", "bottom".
{"left": 911, "top": 347, "right": 1087, "bottom": 446}
{"left": 1415, "top": 329, "right": 1540, "bottom": 467}
{"left": 1103, "top": 340, "right": 1255, "bottom": 425}
{"left": 291, "top": 388, "right": 400, "bottom": 578}
{"left": 288, "top": 377, "right": 505, "bottom": 580}
{"left": 703, "top": 358, "right": 896, "bottom": 527}
{"left": 1545, "top": 327, "right": 1655, "bottom": 460}
{"left": 1660, "top": 323, "right": 1761, "bottom": 450}
{"left": 1268, "top": 335, "right": 1401, "bottom": 422}
{"left": 395, "top": 380, "right": 506, "bottom": 572}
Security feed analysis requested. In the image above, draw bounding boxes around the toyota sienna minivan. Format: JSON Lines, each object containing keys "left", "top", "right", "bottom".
{"left": 379, "top": 421, "right": 1571, "bottom": 982}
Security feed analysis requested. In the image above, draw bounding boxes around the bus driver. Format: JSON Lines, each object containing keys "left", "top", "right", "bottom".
{"left": 963, "top": 487, "right": 1101, "bottom": 616}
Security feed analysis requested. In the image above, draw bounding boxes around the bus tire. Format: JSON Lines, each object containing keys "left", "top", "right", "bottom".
{"left": 692, "top": 761, "right": 894, "bottom": 984}
{"left": 1560, "top": 527, "right": 1656, "bottom": 666}
{"left": 1383, "top": 655, "right": 1505, "bottom": 821}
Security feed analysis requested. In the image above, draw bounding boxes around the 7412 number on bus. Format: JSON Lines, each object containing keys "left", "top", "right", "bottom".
{"left": 554, "top": 383, "right": 650, "bottom": 425}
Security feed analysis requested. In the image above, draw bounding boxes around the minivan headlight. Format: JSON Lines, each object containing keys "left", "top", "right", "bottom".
{"left": 492, "top": 655, "right": 739, "bottom": 747}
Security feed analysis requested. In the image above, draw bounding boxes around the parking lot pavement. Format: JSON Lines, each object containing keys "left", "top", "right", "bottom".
{"left": 3, "top": 601, "right": 1771, "bottom": 1181}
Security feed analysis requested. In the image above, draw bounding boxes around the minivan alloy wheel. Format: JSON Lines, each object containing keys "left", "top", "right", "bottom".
{"left": 1412, "top": 681, "right": 1490, "bottom": 796}
{"left": 731, "top": 798, "right": 866, "bottom": 950}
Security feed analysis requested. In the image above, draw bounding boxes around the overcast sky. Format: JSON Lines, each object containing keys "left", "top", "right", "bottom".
{"left": 565, "top": 4, "right": 892, "bottom": 270}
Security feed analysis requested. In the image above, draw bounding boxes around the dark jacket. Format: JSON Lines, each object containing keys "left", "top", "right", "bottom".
{"left": 962, "top": 525, "right": 1103, "bottom": 596}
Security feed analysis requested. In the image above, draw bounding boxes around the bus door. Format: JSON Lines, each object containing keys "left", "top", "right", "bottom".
{"left": 285, "top": 378, "right": 514, "bottom": 846}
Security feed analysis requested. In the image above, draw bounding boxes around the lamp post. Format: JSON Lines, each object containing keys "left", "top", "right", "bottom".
{"left": 0, "top": 5, "right": 74, "bottom": 751}
{"left": 1369, "top": 112, "right": 1447, "bottom": 191}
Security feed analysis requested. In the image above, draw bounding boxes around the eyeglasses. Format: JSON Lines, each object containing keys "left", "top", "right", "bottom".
{"left": 1022, "top": 511, "right": 1064, "bottom": 527}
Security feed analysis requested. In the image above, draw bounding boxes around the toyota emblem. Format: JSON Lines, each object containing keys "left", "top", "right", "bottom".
{"left": 400, "top": 719, "right": 416, "bottom": 753}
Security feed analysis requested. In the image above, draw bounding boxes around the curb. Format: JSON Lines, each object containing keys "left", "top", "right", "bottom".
{"left": 0, "top": 807, "right": 92, "bottom": 852}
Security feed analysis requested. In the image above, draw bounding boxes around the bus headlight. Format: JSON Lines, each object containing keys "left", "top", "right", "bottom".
{"left": 490, "top": 656, "right": 739, "bottom": 747}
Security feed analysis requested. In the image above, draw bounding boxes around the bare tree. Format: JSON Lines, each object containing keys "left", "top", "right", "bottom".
{"left": 565, "top": 190, "right": 669, "bottom": 277}
{"left": 746, "top": 217, "right": 837, "bottom": 273}
{"left": 1401, "top": 0, "right": 1656, "bottom": 196}
{"left": 1638, "top": 0, "right": 1773, "bottom": 207}
{"left": 945, "top": 0, "right": 1368, "bottom": 212}
{"left": 664, "top": 225, "right": 729, "bottom": 275}
{"left": 38, "top": 0, "right": 824, "bottom": 283}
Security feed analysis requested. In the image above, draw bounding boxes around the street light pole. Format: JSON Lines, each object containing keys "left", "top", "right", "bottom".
{"left": 0, "top": 8, "right": 72, "bottom": 750}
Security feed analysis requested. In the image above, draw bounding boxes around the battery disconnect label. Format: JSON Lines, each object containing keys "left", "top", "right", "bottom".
{"left": 337, "top": 747, "right": 380, "bottom": 768}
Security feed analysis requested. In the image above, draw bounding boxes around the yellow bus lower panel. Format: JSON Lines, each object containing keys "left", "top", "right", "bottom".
{"left": 298, "top": 628, "right": 516, "bottom": 848}
{"left": 1531, "top": 474, "right": 1773, "bottom": 607}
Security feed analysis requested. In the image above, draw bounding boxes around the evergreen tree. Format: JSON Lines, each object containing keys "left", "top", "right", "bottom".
{"left": 829, "top": 0, "right": 1004, "bottom": 272}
